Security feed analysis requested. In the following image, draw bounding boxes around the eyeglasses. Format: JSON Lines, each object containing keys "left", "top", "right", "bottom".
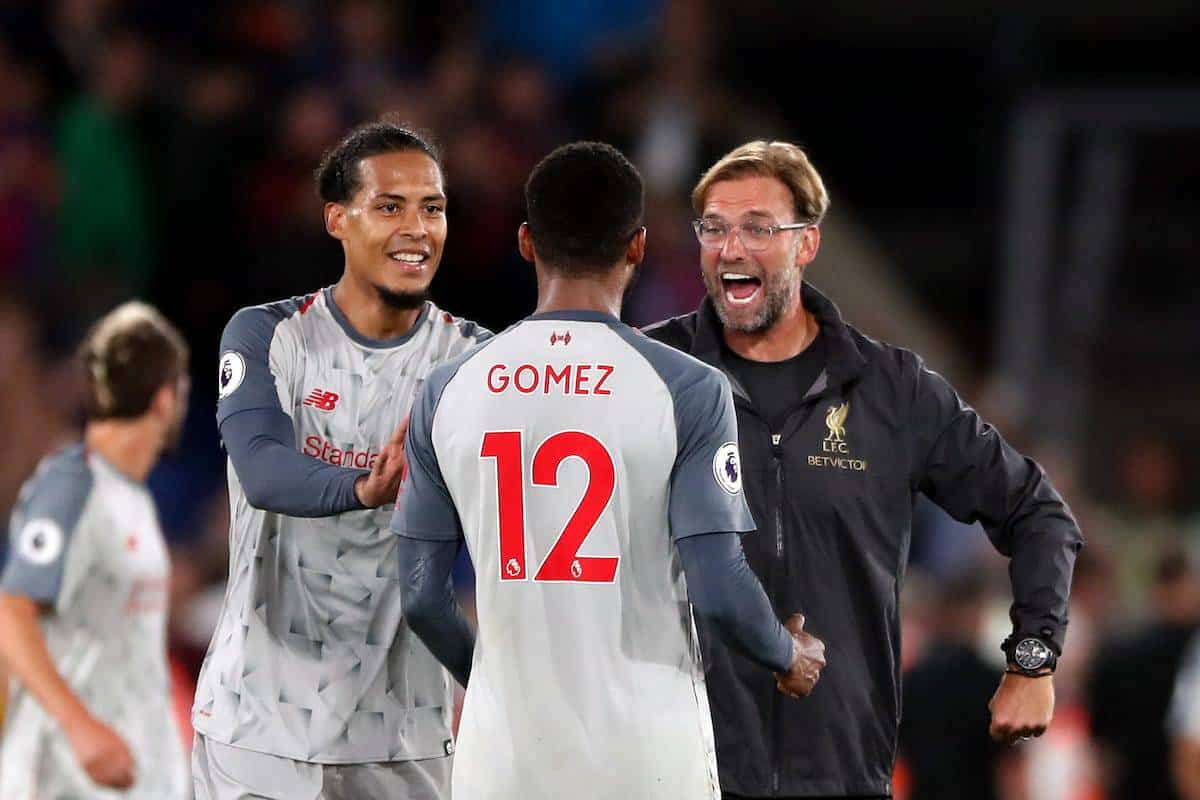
{"left": 692, "top": 218, "right": 816, "bottom": 251}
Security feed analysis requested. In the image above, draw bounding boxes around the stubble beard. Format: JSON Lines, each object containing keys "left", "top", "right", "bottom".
{"left": 705, "top": 262, "right": 801, "bottom": 335}
{"left": 373, "top": 283, "right": 430, "bottom": 311}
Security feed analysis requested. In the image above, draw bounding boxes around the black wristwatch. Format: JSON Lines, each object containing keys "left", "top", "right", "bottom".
{"left": 1002, "top": 635, "right": 1058, "bottom": 676}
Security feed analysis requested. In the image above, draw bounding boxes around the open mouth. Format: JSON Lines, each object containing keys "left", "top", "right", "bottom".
{"left": 721, "top": 272, "right": 762, "bottom": 306}
{"left": 388, "top": 251, "right": 430, "bottom": 272}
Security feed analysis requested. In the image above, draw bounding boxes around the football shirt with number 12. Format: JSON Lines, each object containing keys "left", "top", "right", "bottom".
{"left": 392, "top": 309, "right": 754, "bottom": 800}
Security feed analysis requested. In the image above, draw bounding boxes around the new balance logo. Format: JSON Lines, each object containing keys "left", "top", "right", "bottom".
{"left": 303, "top": 389, "right": 340, "bottom": 411}
{"left": 550, "top": 331, "right": 571, "bottom": 346}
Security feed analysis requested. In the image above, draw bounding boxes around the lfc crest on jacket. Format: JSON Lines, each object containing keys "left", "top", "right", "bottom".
{"left": 810, "top": 401, "right": 868, "bottom": 471}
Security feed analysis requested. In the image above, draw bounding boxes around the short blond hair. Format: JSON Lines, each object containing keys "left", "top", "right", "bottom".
{"left": 692, "top": 140, "right": 829, "bottom": 224}
{"left": 80, "top": 301, "right": 189, "bottom": 420}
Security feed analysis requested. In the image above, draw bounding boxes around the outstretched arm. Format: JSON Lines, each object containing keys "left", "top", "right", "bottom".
{"left": 216, "top": 305, "right": 407, "bottom": 516}
{"left": 678, "top": 532, "right": 825, "bottom": 697}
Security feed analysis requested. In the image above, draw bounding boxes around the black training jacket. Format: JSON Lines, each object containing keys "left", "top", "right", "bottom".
{"left": 644, "top": 284, "right": 1083, "bottom": 797}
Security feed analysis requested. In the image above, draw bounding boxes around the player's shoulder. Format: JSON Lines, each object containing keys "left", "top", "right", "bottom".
{"left": 13, "top": 443, "right": 96, "bottom": 530}
{"left": 640, "top": 310, "right": 699, "bottom": 352}
{"left": 221, "top": 293, "right": 314, "bottom": 347}
{"left": 423, "top": 300, "right": 493, "bottom": 347}
{"left": 609, "top": 319, "right": 727, "bottom": 395}
{"left": 420, "top": 327, "right": 503, "bottom": 410}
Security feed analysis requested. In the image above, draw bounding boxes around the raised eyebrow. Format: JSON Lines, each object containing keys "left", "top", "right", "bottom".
{"left": 701, "top": 210, "right": 776, "bottom": 222}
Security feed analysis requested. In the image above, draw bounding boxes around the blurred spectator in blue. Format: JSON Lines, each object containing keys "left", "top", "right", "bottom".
{"left": 478, "top": 0, "right": 656, "bottom": 90}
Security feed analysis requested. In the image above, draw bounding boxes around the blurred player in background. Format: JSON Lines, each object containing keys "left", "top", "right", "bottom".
{"left": 0, "top": 302, "right": 190, "bottom": 798}
{"left": 391, "top": 141, "right": 824, "bottom": 799}
{"left": 190, "top": 119, "right": 488, "bottom": 800}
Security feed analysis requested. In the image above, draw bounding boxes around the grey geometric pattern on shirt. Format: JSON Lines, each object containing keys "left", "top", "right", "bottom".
{"left": 193, "top": 290, "right": 489, "bottom": 764}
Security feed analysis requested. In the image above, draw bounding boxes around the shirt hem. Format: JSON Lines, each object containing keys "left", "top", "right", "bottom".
{"left": 192, "top": 718, "right": 452, "bottom": 765}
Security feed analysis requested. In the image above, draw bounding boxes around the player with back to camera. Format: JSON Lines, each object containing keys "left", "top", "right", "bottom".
{"left": 391, "top": 141, "right": 825, "bottom": 799}
{"left": 190, "top": 118, "right": 489, "bottom": 800}
{"left": 0, "top": 302, "right": 191, "bottom": 799}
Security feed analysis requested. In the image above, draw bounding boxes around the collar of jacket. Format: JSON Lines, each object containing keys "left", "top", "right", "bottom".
{"left": 689, "top": 282, "right": 869, "bottom": 402}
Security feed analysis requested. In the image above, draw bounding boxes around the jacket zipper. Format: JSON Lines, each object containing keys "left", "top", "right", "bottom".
{"left": 772, "top": 439, "right": 784, "bottom": 559}
{"left": 770, "top": 433, "right": 784, "bottom": 794}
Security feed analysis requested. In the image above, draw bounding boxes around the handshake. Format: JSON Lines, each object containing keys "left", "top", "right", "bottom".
{"left": 775, "top": 614, "right": 827, "bottom": 699}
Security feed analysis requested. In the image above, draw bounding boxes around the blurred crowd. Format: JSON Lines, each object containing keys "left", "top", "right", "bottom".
{"left": 2, "top": 1, "right": 1198, "bottom": 798}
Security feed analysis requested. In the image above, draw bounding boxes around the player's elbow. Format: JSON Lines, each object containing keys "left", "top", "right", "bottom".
{"left": 401, "top": 586, "right": 447, "bottom": 636}
{"left": 690, "top": 592, "right": 739, "bottom": 631}
{"left": 239, "top": 477, "right": 281, "bottom": 513}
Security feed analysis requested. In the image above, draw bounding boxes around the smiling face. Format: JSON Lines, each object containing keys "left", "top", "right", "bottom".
{"left": 698, "top": 175, "right": 819, "bottom": 334}
{"left": 325, "top": 149, "right": 447, "bottom": 308}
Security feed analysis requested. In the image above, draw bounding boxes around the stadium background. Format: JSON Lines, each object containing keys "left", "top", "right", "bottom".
{"left": 1, "top": 0, "right": 1198, "bottom": 797}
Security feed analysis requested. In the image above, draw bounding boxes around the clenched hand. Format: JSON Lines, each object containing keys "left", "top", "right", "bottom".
{"left": 67, "top": 714, "right": 136, "bottom": 790}
{"left": 776, "top": 613, "right": 827, "bottom": 698}
{"left": 989, "top": 670, "right": 1055, "bottom": 744}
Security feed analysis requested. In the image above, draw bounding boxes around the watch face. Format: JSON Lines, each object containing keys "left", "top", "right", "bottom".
{"left": 1014, "top": 638, "right": 1051, "bottom": 671}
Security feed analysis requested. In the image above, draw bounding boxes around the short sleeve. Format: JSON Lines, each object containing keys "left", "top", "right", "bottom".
{"left": 1, "top": 455, "right": 94, "bottom": 605}
{"left": 390, "top": 377, "right": 463, "bottom": 542}
{"left": 216, "top": 306, "right": 291, "bottom": 426}
{"left": 668, "top": 369, "right": 756, "bottom": 540}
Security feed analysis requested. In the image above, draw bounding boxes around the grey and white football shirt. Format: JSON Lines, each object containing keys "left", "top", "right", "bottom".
{"left": 192, "top": 289, "right": 488, "bottom": 764}
{"left": 0, "top": 444, "right": 187, "bottom": 800}
{"left": 392, "top": 310, "right": 755, "bottom": 799}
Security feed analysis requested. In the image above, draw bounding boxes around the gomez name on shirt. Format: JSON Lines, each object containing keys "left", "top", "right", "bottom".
{"left": 486, "top": 363, "right": 614, "bottom": 396}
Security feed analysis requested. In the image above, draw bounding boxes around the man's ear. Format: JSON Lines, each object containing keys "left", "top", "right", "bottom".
{"left": 151, "top": 381, "right": 177, "bottom": 422}
{"left": 518, "top": 222, "right": 536, "bottom": 264}
{"left": 627, "top": 226, "right": 647, "bottom": 267}
{"left": 796, "top": 224, "right": 820, "bottom": 267}
{"left": 325, "top": 202, "right": 347, "bottom": 241}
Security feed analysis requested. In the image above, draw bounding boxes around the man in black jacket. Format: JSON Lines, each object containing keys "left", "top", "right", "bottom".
{"left": 644, "top": 140, "right": 1084, "bottom": 799}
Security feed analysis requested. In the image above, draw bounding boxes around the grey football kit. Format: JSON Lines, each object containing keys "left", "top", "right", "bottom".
{"left": 391, "top": 310, "right": 789, "bottom": 799}
{"left": 0, "top": 444, "right": 188, "bottom": 800}
{"left": 191, "top": 288, "right": 488, "bottom": 799}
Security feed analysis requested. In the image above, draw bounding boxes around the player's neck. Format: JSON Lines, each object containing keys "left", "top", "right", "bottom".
{"left": 332, "top": 279, "right": 423, "bottom": 341}
{"left": 534, "top": 269, "right": 626, "bottom": 318}
{"left": 84, "top": 420, "right": 161, "bottom": 483}
{"left": 723, "top": 302, "right": 818, "bottom": 363}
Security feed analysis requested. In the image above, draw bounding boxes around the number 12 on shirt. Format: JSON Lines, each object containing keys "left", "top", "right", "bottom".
{"left": 480, "top": 430, "right": 619, "bottom": 583}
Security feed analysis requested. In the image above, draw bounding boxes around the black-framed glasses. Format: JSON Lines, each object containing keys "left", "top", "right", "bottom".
{"left": 692, "top": 217, "right": 816, "bottom": 251}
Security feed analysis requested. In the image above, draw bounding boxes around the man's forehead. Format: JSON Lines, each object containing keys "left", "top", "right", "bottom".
{"left": 703, "top": 175, "right": 793, "bottom": 217}
{"left": 357, "top": 150, "right": 444, "bottom": 195}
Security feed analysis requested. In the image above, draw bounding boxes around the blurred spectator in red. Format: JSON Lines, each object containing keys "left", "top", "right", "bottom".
{"left": 1088, "top": 544, "right": 1200, "bottom": 800}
